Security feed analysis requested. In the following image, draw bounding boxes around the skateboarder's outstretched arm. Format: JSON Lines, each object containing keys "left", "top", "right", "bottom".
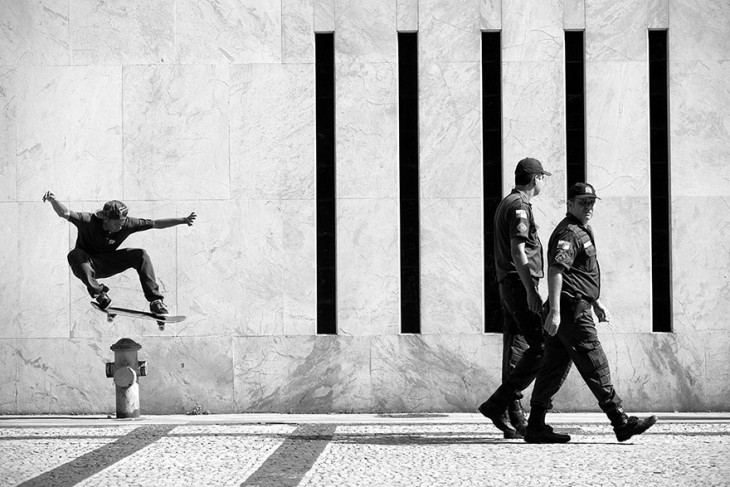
{"left": 42, "top": 191, "right": 70, "bottom": 220}
{"left": 152, "top": 212, "right": 197, "bottom": 229}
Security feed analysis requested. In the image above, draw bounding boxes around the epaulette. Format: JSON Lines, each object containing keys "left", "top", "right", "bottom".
{"left": 565, "top": 223, "right": 588, "bottom": 239}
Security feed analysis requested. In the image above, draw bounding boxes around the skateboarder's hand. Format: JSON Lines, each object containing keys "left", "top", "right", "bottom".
{"left": 42, "top": 191, "right": 55, "bottom": 202}
{"left": 184, "top": 212, "right": 197, "bottom": 226}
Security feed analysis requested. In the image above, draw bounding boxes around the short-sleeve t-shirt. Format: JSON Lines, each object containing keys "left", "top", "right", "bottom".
{"left": 493, "top": 189, "right": 544, "bottom": 282}
{"left": 547, "top": 213, "right": 601, "bottom": 300}
{"left": 68, "top": 211, "right": 153, "bottom": 254}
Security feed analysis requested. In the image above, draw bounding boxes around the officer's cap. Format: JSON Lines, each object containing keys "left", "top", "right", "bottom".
{"left": 568, "top": 182, "right": 601, "bottom": 200}
{"left": 515, "top": 157, "right": 552, "bottom": 177}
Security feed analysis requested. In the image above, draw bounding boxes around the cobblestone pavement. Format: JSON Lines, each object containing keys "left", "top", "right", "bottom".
{"left": 1, "top": 413, "right": 728, "bottom": 486}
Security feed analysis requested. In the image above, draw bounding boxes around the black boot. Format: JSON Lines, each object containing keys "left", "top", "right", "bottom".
{"left": 478, "top": 399, "right": 519, "bottom": 439}
{"left": 524, "top": 407, "right": 571, "bottom": 444}
{"left": 608, "top": 406, "right": 657, "bottom": 442}
{"left": 507, "top": 399, "right": 528, "bottom": 437}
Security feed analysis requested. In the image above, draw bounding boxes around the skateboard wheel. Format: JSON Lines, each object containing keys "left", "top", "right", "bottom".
{"left": 157, "top": 321, "right": 165, "bottom": 331}
{"left": 107, "top": 315, "right": 114, "bottom": 323}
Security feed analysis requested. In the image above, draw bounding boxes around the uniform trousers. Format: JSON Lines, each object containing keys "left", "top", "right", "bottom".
{"left": 530, "top": 294, "right": 622, "bottom": 413}
{"left": 493, "top": 275, "right": 545, "bottom": 403}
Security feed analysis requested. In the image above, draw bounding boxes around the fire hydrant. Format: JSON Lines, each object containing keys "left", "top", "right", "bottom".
{"left": 105, "top": 338, "right": 147, "bottom": 419}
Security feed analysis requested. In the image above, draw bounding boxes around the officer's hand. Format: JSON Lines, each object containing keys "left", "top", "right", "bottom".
{"left": 184, "top": 212, "right": 197, "bottom": 226}
{"left": 543, "top": 308, "right": 560, "bottom": 336}
{"left": 527, "top": 289, "right": 544, "bottom": 315}
{"left": 593, "top": 302, "right": 611, "bottom": 323}
{"left": 42, "top": 191, "right": 55, "bottom": 202}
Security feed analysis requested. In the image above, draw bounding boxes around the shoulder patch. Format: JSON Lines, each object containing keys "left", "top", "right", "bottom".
{"left": 515, "top": 209, "right": 527, "bottom": 219}
{"left": 557, "top": 240, "right": 571, "bottom": 250}
{"left": 517, "top": 222, "right": 528, "bottom": 233}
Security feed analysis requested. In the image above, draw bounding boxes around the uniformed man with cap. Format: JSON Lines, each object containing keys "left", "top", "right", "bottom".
{"left": 43, "top": 191, "right": 196, "bottom": 315}
{"left": 524, "top": 182, "right": 657, "bottom": 443}
{"left": 478, "top": 157, "right": 551, "bottom": 438}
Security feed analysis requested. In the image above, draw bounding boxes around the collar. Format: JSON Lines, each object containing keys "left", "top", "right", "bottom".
{"left": 565, "top": 212, "right": 592, "bottom": 233}
{"left": 511, "top": 188, "right": 532, "bottom": 206}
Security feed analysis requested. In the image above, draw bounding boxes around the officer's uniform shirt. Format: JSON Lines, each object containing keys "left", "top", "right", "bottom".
{"left": 68, "top": 211, "right": 153, "bottom": 254}
{"left": 547, "top": 213, "right": 600, "bottom": 301}
{"left": 494, "top": 189, "right": 544, "bottom": 282}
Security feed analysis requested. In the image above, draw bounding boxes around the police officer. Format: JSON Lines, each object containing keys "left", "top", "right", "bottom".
{"left": 524, "top": 182, "right": 657, "bottom": 443}
{"left": 478, "top": 157, "right": 551, "bottom": 438}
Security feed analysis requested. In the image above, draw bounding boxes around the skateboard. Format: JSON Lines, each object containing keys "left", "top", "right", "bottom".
{"left": 91, "top": 302, "right": 186, "bottom": 331}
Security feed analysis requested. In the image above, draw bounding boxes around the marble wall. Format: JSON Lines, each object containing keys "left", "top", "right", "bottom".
{"left": 0, "top": 0, "right": 727, "bottom": 415}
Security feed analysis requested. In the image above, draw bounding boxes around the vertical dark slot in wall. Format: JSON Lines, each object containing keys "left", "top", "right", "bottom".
{"left": 399, "top": 33, "right": 421, "bottom": 334}
{"left": 316, "top": 33, "right": 337, "bottom": 335}
{"left": 649, "top": 30, "right": 672, "bottom": 332}
{"left": 565, "top": 31, "right": 586, "bottom": 187}
{"left": 482, "top": 32, "right": 503, "bottom": 333}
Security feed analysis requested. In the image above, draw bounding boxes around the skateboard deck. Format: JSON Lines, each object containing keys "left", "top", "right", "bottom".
{"left": 91, "top": 302, "right": 186, "bottom": 331}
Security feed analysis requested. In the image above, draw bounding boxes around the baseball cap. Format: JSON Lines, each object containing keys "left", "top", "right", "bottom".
{"left": 567, "top": 182, "right": 601, "bottom": 200}
{"left": 515, "top": 157, "right": 552, "bottom": 177}
{"left": 95, "top": 200, "right": 128, "bottom": 219}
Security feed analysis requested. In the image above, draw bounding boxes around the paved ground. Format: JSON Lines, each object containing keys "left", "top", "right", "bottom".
{"left": 1, "top": 412, "right": 728, "bottom": 486}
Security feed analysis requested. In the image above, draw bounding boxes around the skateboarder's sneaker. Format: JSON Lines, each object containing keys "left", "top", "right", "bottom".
{"left": 614, "top": 415, "right": 657, "bottom": 442}
{"left": 95, "top": 291, "right": 112, "bottom": 310}
{"left": 150, "top": 299, "right": 170, "bottom": 315}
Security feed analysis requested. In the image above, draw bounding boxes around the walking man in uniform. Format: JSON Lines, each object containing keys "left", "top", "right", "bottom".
{"left": 478, "top": 157, "right": 551, "bottom": 438}
{"left": 43, "top": 191, "right": 196, "bottom": 315}
{"left": 524, "top": 182, "right": 657, "bottom": 443}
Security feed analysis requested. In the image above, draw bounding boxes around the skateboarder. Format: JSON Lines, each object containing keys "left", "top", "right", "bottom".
{"left": 43, "top": 191, "right": 196, "bottom": 314}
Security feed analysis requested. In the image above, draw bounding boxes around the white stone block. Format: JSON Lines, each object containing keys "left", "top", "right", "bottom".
{"left": 419, "top": 0, "right": 481, "bottom": 63}
{"left": 123, "top": 65, "right": 230, "bottom": 201}
{"left": 335, "top": 0, "right": 397, "bottom": 64}
{"left": 16, "top": 67, "right": 123, "bottom": 202}
{"left": 371, "top": 334, "right": 503, "bottom": 412}
{"left": 501, "top": 0, "right": 563, "bottom": 63}
{"left": 314, "top": 0, "right": 336, "bottom": 33}
{"left": 420, "top": 62, "right": 482, "bottom": 198}
{"left": 564, "top": 0, "right": 586, "bottom": 30}
{"left": 502, "top": 61, "right": 566, "bottom": 195}
{"left": 648, "top": 0, "right": 668, "bottom": 29}
{"left": 0, "top": 0, "right": 69, "bottom": 66}
{"left": 585, "top": 61, "right": 649, "bottom": 198}
{"left": 670, "top": 60, "right": 730, "bottom": 197}
{"left": 230, "top": 63, "right": 315, "bottom": 201}
{"left": 481, "top": 0, "right": 502, "bottom": 31}
{"left": 336, "top": 62, "right": 398, "bottom": 199}
{"left": 283, "top": 0, "right": 315, "bottom": 63}
{"left": 586, "top": 0, "right": 647, "bottom": 61}
{"left": 398, "top": 0, "right": 419, "bottom": 32}
{"left": 233, "top": 336, "right": 373, "bottom": 412}
{"left": 421, "top": 198, "right": 483, "bottom": 335}
{"left": 0, "top": 69, "right": 17, "bottom": 202}
{"left": 337, "top": 199, "right": 400, "bottom": 336}
{"left": 70, "top": 0, "right": 175, "bottom": 65}
{"left": 141, "top": 336, "right": 235, "bottom": 414}
{"left": 176, "top": 0, "right": 282, "bottom": 63}
{"left": 671, "top": 196, "right": 730, "bottom": 333}
{"left": 669, "top": 0, "right": 730, "bottom": 61}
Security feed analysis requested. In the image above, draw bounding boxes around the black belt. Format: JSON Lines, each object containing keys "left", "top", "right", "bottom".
{"left": 562, "top": 292, "right": 595, "bottom": 304}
